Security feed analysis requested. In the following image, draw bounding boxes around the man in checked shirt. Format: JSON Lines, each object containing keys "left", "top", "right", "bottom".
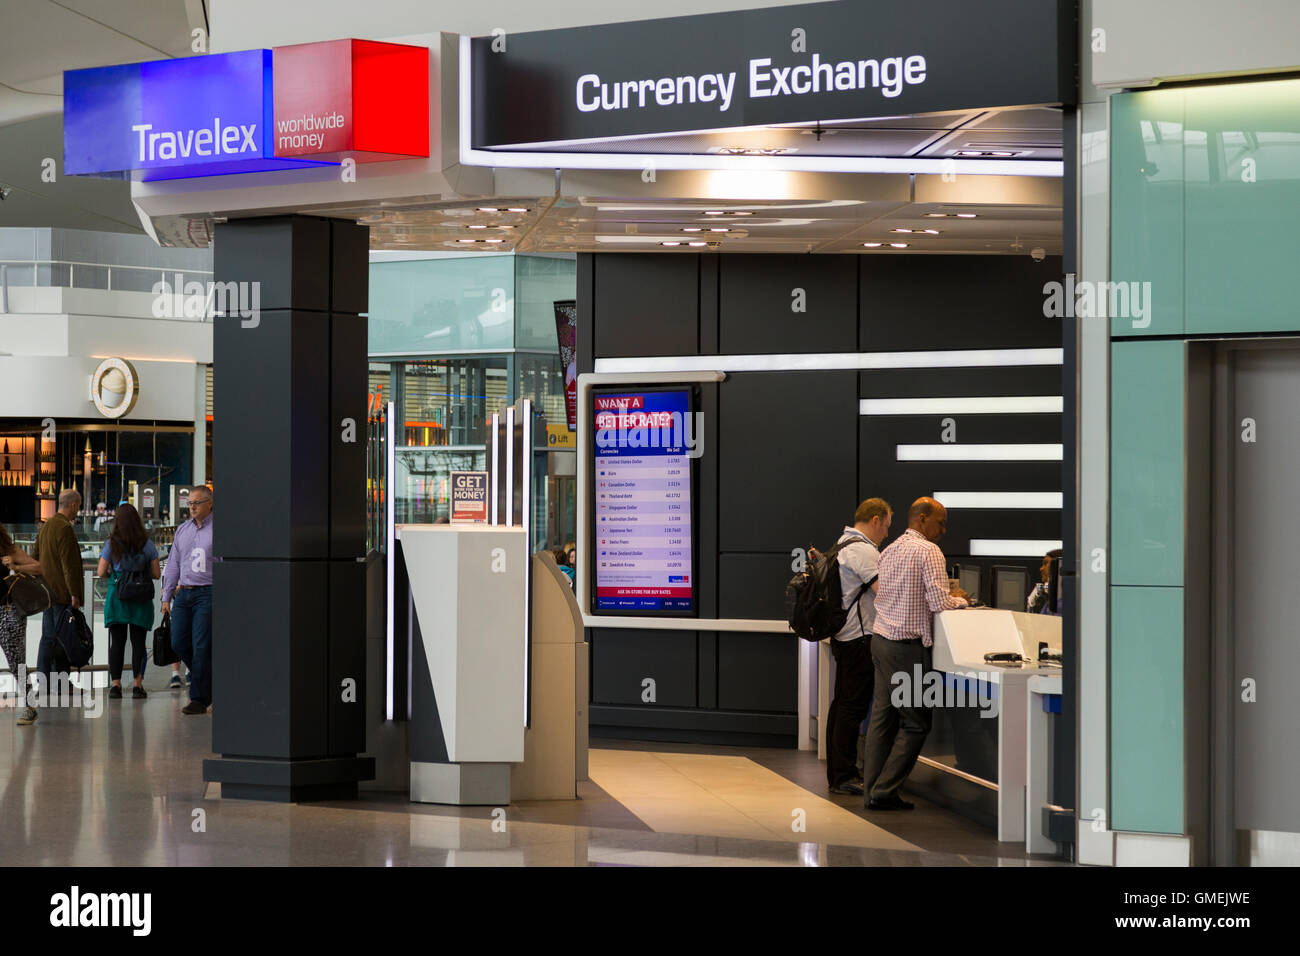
{"left": 862, "top": 496, "right": 970, "bottom": 810}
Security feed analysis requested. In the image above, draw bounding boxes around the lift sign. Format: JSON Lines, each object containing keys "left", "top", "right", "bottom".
{"left": 450, "top": 471, "right": 490, "bottom": 524}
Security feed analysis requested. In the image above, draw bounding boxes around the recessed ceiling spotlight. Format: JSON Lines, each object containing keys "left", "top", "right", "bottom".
{"left": 506, "top": 207, "right": 529, "bottom": 213}
{"left": 682, "top": 227, "right": 703, "bottom": 232}
{"left": 956, "top": 213, "right": 978, "bottom": 218}
{"left": 708, "top": 146, "right": 796, "bottom": 156}
{"left": 661, "top": 241, "right": 682, "bottom": 246}
{"left": 863, "top": 242, "right": 883, "bottom": 248}
{"left": 477, "top": 207, "right": 499, "bottom": 213}
{"left": 703, "top": 210, "right": 753, "bottom": 216}
{"left": 922, "top": 229, "right": 941, "bottom": 235}
{"left": 457, "top": 239, "right": 478, "bottom": 244}
{"left": 484, "top": 238, "right": 505, "bottom": 244}
{"left": 467, "top": 224, "right": 487, "bottom": 229}
{"left": 892, "top": 228, "right": 914, "bottom": 234}
{"left": 709, "top": 228, "right": 730, "bottom": 233}
{"left": 890, "top": 242, "right": 909, "bottom": 248}
{"left": 687, "top": 241, "right": 708, "bottom": 247}
{"left": 924, "top": 213, "right": 948, "bottom": 218}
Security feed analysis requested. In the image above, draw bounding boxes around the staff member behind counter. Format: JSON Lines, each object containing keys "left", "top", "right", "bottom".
{"left": 862, "top": 497, "right": 969, "bottom": 811}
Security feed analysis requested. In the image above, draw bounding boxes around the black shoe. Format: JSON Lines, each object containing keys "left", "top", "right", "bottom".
{"left": 829, "top": 779, "right": 865, "bottom": 796}
{"left": 108, "top": 684, "right": 122, "bottom": 699}
{"left": 132, "top": 686, "right": 147, "bottom": 699}
{"left": 181, "top": 701, "right": 208, "bottom": 715}
{"left": 867, "top": 794, "right": 915, "bottom": 811}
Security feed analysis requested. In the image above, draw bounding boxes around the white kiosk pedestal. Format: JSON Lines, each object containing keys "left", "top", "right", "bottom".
{"left": 397, "top": 524, "right": 526, "bottom": 805}
{"left": 932, "top": 608, "right": 1061, "bottom": 844}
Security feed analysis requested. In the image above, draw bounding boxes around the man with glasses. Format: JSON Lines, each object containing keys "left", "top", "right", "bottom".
{"left": 161, "top": 487, "right": 214, "bottom": 715}
{"left": 862, "top": 496, "right": 969, "bottom": 811}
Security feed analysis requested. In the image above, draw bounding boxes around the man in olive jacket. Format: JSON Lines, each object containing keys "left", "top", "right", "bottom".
{"left": 32, "top": 489, "right": 85, "bottom": 707}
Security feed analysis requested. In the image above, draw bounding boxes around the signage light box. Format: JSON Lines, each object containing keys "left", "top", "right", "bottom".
{"left": 592, "top": 388, "right": 696, "bottom": 615}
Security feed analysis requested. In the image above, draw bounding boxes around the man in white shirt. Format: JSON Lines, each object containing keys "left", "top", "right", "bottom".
{"left": 826, "top": 498, "right": 892, "bottom": 796}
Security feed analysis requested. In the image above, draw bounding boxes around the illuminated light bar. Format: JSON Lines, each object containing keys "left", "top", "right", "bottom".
{"left": 384, "top": 401, "right": 396, "bottom": 721}
{"left": 933, "top": 492, "right": 1063, "bottom": 509}
{"left": 594, "top": 348, "right": 1062, "bottom": 374}
{"left": 896, "top": 444, "right": 1063, "bottom": 461}
{"left": 860, "top": 396, "right": 1064, "bottom": 415}
{"left": 969, "top": 539, "right": 1064, "bottom": 557}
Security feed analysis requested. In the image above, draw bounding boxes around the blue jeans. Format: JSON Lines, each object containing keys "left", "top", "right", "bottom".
{"left": 170, "top": 587, "right": 212, "bottom": 706}
{"left": 37, "top": 602, "right": 69, "bottom": 687}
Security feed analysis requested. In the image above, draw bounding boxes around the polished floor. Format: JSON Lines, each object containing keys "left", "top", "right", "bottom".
{"left": 0, "top": 669, "right": 1067, "bottom": 866}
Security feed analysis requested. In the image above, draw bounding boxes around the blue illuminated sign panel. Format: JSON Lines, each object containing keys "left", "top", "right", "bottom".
{"left": 64, "top": 50, "right": 332, "bottom": 180}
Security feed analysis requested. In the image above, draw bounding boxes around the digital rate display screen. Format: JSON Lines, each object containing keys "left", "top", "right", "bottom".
{"left": 592, "top": 388, "right": 696, "bottom": 614}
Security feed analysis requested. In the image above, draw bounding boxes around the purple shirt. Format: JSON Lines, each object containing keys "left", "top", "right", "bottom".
{"left": 162, "top": 514, "right": 214, "bottom": 603}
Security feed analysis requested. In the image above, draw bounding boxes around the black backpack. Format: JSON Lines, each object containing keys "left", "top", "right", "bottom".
{"left": 116, "top": 550, "right": 154, "bottom": 603}
{"left": 53, "top": 605, "right": 94, "bottom": 669}
{"left": 786, "top": 538, "right": 876, "bottom": 642}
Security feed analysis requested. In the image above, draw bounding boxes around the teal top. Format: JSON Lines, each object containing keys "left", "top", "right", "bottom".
{"left": 100, "top": 541, "right": 158, "bottom": 629}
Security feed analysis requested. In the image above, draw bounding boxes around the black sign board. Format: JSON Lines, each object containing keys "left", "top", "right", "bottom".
{"left": 471, "top": 0, "right": 1075, "bottom": 148}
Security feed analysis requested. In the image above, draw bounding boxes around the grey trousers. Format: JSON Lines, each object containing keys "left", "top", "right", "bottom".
{"left": 862, "top": 635, "right": 933, "bottom": 801}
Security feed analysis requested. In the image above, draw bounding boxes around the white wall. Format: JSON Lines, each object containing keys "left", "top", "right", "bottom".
{"left": 0, "top": 354, "right": 198, "bottom": 422}
{"left": 1090, "top": 0, "right": 1300, "bottom": 87}
{"left": 211, "top": 0, "right": 825, "bottom": 50}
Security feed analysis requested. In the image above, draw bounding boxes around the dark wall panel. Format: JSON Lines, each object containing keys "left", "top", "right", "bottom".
{"left": 860, "top": 365, "right": 1062, "bottom": 398}
{"left": 591, "top": 629, "right": 697, "bottom": 707}
{"left": 330, "top": 313, "right": 368, "bottom": 559}
{"left": 719, "top": 553, "right": 794, "bottom": 620}
{"left": 213, "top": 310, "right": 330, "bottom": 559}
{"left": 717, "top": 633, "right": 798, "bottom": 713}
{"left": 212, "top": 560, "right": 328, "bottom": 759}
{"left": 719, "top": 370, "right": 857, "bottom": 552}
{"left": 593, "top": 255, "right": 699, "bottom": 357}
{"left": 861, "top": 255, "right": 1064, "bottom": 350}
{"left": 720, "top": 255, "right": 857, "bottom": 354}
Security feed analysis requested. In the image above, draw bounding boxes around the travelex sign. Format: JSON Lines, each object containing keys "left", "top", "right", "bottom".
{"left": 64, "top": 40, "right": 427, "bottom": 180}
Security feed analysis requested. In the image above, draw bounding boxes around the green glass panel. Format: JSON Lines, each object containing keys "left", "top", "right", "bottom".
{"left": 514, "top": 254, "right": 576, "bottom": 349}
{"left": 1110, "top": 585, "right": 1184, "bottom": 835}
{"left": 1110, "top": 90, "right": 1184, "bottom": 337}
{"left": 368, "top": 254, "right": 515, "bottom": 354}
{"left": 1111, "top": 340, "right": 1183, "bottom": 586}
{"left": 1185, "top": 79, "right": 1300, "bottom": 334}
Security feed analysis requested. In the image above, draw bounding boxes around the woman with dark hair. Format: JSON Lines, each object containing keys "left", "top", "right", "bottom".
{"left": 96, "top": 504, "right": 161, "bottom": 699}
{"left": 1027, "top": 548, "right": 1064, "bottom": 616}
{"left": 0, "top": 522, "right": 43, "bottom": 725}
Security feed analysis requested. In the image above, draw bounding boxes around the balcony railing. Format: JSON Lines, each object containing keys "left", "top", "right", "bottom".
{"left": 0, "top": 259, "right": 214, "bottom": 301}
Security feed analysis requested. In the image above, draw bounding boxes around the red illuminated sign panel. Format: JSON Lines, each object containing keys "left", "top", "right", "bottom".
{"left": 273, "top": 39, "right": 428, "bottom": 163}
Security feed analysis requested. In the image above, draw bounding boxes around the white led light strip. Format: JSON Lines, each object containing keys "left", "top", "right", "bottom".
{"left": 896, "top": 444, "right": 1063, "bottom": 461}
{"left": 969, "top": 539, "right": 1063, "bottom": 557}
{"left": 594, "top": 348, "right": 1062, "bottom": 375}
{"left": 933, "top": 491, "right": 1063, "bottom": 509}
{"left": 861, "top": 396, "right": 1063, "bottom": 415}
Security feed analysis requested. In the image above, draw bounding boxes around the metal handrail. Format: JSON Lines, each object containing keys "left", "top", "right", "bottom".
{"left": 0, "top": 259, "right": 213, "bottom": 293}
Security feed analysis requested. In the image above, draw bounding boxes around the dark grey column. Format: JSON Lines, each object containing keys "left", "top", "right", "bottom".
{"left": 203, "top": 215, "right": 375, "bottom": 801}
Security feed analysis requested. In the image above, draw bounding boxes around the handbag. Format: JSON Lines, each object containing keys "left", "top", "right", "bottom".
{"left": 4, "top": 571, "right": 52, "bottom": 617}
{"left": 153, "top": 611, "right": 179, "bottom": 666}
{"left": 53, "top": 605, "right": 94, "bottom": 669}
{"left": 116, "top": 551, "right": 154, "bottom": 603}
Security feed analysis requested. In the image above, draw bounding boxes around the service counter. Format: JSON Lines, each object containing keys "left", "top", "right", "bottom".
{"left": 913, "top": 607, "right": 1062, "bottom": 849}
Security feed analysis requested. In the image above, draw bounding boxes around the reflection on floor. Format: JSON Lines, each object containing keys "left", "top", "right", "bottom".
{"left": 0, "top": 671, "right": 1067, "bottom": 866}
{"left": 588, "top": 748, "right": 919, "bottom": 851}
